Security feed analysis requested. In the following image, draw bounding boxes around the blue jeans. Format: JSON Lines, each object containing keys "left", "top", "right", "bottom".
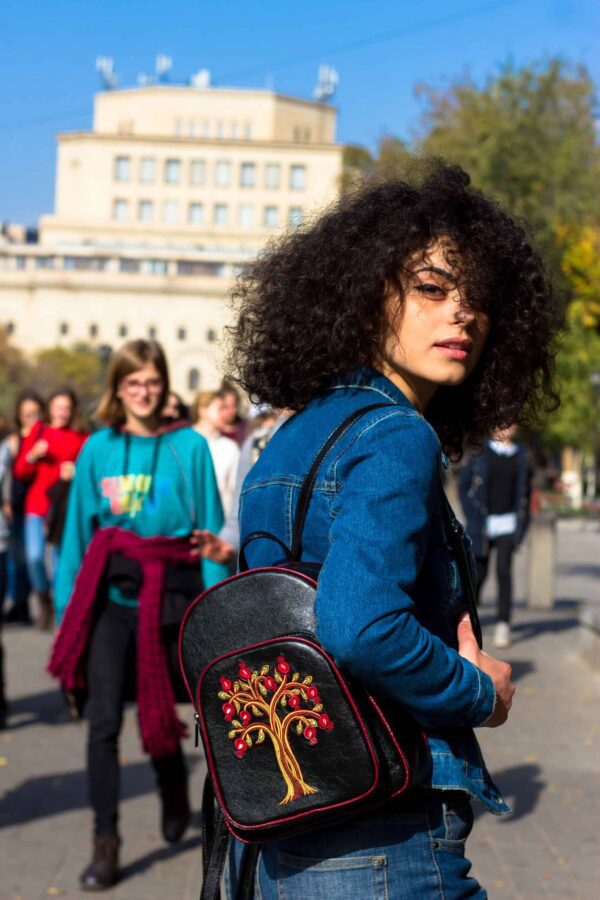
{"left": 226, "top": 791, "right": 486, "bottom": 899}
{"left": 24, "top": 514, "right": 49, "bottom": 593}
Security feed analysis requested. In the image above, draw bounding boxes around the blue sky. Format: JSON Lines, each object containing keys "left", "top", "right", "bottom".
{"left": 1, "top": 0, "right": 598, "bottom": 225}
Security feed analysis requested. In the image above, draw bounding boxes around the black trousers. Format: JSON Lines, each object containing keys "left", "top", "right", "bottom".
{"left": 86, "top": 600, "right": 187, "bottom": 836}
{"left": 475, "top": 533, "right": 515, "bottom": 624}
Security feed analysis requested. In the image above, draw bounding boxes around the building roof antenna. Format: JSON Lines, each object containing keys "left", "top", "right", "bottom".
{"left": 156, "top": 54, "right": 172, "bottom": 83}
{"left": 96, "top": 57, "right": 119, "bottom": 91}
{"left": 313, "top": 64, "right": 338, "bottom": 102}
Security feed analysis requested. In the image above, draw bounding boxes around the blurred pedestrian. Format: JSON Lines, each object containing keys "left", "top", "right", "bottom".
{"left": 0, "top": 433, "right": 10, "bottom": 729}
{"left": 13, "top": 387, "right": 86, "bottom": 629}
{"left": 2, "top": 390, "right": 44, "bottom": 624}
{"left": 459, "top": 425, "right": 533, "bottom": 648}
{"left": 222, "top": 164, "right": 558, "bottom": 898}
{"left": 162, "top": 390, "right": 190, "bottom": 423}
{"left": 48, "top": 339, "right": 228, "bottom": 891}
{"left": 218, "top": 382, "right": 247, "bottom": 445}
{"left": 197, "top": 407, "right": 290, "bottom": 567}
{"left": 193, "top": 390, "right": 240, "bottom": 516}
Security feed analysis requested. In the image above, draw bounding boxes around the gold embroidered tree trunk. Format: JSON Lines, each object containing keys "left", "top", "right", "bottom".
{"left": 218, "top": 655, "right": 335, "bottom": 805}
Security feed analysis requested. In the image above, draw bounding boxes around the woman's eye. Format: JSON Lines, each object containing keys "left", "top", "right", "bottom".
{"left": 416, "top": 283, "right": 446, "bottom": 297}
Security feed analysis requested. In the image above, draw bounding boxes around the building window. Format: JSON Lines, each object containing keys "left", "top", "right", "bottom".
{"left": 288, "top": 207, "right": 304, "bottom": 228}
{"left": 148, "top": 325, "right": 157, "bottom": 339}
{"left": 177, "top": 327, "right": 187, "bottom": 341}
{"left": 140, "top": 259, "right": 168, "bottom": 275}
{"left": 162, "top": 201, "right": 179, "bottom": 224}
{"left": 293, "top": 126, "right": 302, "bottom": 142}
{"left": 188, "top": 368, "right": 200, "bottom": 391}
{"left": 139, "top": 157, "right": 156, "bottom": 183}
{"left": 216, "top": 121, "right": 224, "bottom": 139}
{"left": 15, "top": 256, "right": 26, "bottom": 270}
{"left": 64, "top": 256, "right": 108, "bottom": 271}
{"left": 164, "top": 159, "right": 181, "bottom": 184}
{"left": 265, "top": 163, "right": 281, "bottom": 189}
{"left": 188, "top": 203, "right": 204, "bottom": 224}
{"left": 264, "top": 206, "right": 279, "bottom": 229}
{"left": 243, "top": 122, "right": 252, "bottom": 140}
{"left": 59, "top": 322, "right": 69, "bottom": 336}
{"left": 138, "top": 200, "right": 154, "bottom": 222}
{"left": 35, "top": 256, "right": 55, "bottom": 269}
{"left": 190, "top": 159, "right": 206, "bottom": 184}
{"left": 240, "top": 163, "right": 256, "bottom": 188}
{"left": 118, "top": 324, "right": 128, "bottom": 338}
{"left": 5, "top": 321, "right": 15, "bottom": 335}
{"left": 174, "top": 119, "right": 182, "bottom": 136}
{"left": 202, "top": 120, "right": 210, "bottom": 138}
{"left": 113, "top": 199, "right": 129, "bottom": 221}
{"left": 177, "top": 260, "right": 224, "bottom": 276}
{"left": 231, "top": 122, "right": 239, "bottom": 140}
{"left": 89, "top": 323, "right": 98, "bottom": 338}
{"left": 189, "top": 121, "right": 197, "bottom": 137}
{"left": 290, "top": 165, "right": 306, "bottom": 190}
{"left": 207, "top": 329, "right": 217, "bottom": 343}
{"left": 120, "top": 258, "right": 139, "bottom": 273}
{"left": 214, "top": 204, "right": 229, "bottom": 226}
{"left": 215, "top": 160, "right": 231, "bottom": 187}
{"left": 238, "top": 204, "right": 254, "bottom": 229}
{"left": 114, "top": 156, "right": 130, "bottom": 181}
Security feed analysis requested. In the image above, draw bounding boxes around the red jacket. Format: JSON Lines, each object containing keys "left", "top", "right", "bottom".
{"left": 13, "top": 422, "right": 87, "bottom": 517}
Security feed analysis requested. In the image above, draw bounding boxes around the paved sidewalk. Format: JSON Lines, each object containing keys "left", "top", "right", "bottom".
{"left": 1, "top": 519, "right": 599, "bottom": 899}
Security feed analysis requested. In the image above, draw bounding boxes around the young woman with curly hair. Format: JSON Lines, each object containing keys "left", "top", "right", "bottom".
{"left": 221, "top": 163, "right": 559, "bottom": 899}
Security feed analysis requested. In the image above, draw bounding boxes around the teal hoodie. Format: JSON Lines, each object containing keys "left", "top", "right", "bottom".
{"left": 55, "top": 425, "right": 228, "bottom": 624}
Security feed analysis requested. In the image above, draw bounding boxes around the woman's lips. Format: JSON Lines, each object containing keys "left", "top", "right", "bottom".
{"left": 434, "top": 339, "right": 472, "bottom": 360}
{"left": 435, "top": 345, "right": 469, "bottom": 360}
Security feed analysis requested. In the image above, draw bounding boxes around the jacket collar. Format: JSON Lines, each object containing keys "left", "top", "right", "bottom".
{"left": 330, "top": 366, "right": 418, "bottom": 411}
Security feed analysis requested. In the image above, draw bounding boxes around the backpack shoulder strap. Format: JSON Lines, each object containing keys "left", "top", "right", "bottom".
{"left": 200, "top": 776, "right": 259, "bottom": 900}
{"left": 239, "top": 401, "right": 394, "bottom": 570}
{"left": 289, "top": 402, "right": 393, "bottom": 559}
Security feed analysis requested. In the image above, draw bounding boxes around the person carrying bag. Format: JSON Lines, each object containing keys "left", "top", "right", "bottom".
{"left": 189, "top": 164, "right": 558, "bottom": 899}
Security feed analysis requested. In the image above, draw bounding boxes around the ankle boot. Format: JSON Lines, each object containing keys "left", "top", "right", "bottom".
{"left": 161, "top": 778, "right": 191, "bottom": 843}
{"left": 80, "top": 834, "right": 120, "bottom": 891}
{"left": 36, "top": 590, "right": 53, "bottom": 631}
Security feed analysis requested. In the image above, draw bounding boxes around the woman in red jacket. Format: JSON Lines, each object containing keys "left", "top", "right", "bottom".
{"left": 14, "top": 387, "right": 87, "bottom": 629}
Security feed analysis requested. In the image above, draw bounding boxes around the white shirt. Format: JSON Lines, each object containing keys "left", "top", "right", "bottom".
{"left": 205, "top": 433, "right": 240, "bottom": 516}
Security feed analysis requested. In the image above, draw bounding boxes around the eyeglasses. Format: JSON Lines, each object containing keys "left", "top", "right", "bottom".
{"left": 121, "top": 377, "right": 163, "bottom": 395}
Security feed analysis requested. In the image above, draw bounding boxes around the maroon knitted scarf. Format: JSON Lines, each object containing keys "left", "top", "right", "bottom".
{"left": 48, "top": 527, "right": 198, "bottom": 757}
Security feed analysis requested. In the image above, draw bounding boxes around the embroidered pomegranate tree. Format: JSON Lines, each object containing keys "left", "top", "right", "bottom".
{"left": 218, "top": 655, "right": 335, "bottom": 804}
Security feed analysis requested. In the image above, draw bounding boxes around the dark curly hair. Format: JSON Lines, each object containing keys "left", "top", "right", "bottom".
{"left": 227, "top": 162, "right": 560, "bottom": 458}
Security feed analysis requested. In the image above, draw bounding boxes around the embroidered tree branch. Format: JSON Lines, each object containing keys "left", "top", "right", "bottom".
{"left": 218, "top": 655, "right": 335, "bottom": 804}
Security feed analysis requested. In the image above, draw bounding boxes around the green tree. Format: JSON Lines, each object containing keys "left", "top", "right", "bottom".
{"left": 0, "top": 327, "right": 33, "bottom": 421}
{"left": 542, "top": 226, "right": 600, "bottom": 454}
{"left": 417, "top": 60, "right": 600, "bottom": 250}
{"left": 30, "top": 344, "right": 103, "bottom": 423}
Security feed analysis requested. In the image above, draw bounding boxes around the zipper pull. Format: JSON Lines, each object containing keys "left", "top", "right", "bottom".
{"left": 194, "top": 713, "right": 201, "bottom": 748}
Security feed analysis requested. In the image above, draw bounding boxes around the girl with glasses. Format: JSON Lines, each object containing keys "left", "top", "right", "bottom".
{"left": 49, "top": 339, "right": 228, "bottom": 890}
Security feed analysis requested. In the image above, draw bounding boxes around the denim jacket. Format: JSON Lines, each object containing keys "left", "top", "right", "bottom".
{"left": 239, "top": 368, "right": 509, "bottom": 814}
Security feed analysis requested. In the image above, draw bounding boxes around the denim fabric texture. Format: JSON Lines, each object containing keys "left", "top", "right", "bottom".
{"left": 227, "top": 791, "right": 487, "bottom": 899}
{"left": 239, "top": 368, "right": 508, "bottom": 815}
{"left": 24, "top": 513, "right": 50, "bottom": 592}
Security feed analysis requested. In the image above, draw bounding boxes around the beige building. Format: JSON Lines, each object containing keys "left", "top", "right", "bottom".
{"left": 0, "top": 83, "right": 343, "bottom": 397}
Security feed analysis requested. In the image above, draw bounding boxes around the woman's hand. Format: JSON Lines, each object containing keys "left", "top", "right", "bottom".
{"left": 60, "top": 461, "right": 76, "bottom": 481}
{"left": 26, "top": 439, "right": 48, "bottom": 463}
{"left": 189, "top": 529, "right": 235, "bottom": 564}
{"left": 457, "top": 612, "right": 515, "bottom": 727}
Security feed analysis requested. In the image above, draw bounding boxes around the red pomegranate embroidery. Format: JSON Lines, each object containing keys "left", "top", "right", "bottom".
{"left": 217, "top": 655, "right": 335, "bottom": 804}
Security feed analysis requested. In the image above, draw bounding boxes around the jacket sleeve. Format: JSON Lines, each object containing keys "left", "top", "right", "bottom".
{"left": 12, "top": 423, "right": 44, "bottom": 481}
{"left": 315, "top": 411, "right": 495, "bottom": 729}
{"left": 192, "top": 437, "right": 230, "bottom": 587}
{"left": 54, "top": 438, "right": 100, "bottom": 624}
